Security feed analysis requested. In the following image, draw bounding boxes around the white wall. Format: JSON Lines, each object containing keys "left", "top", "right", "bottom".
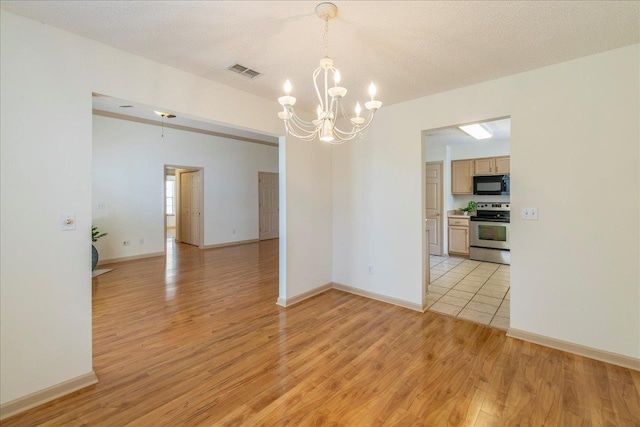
{"left": 1, "top": 11, "right": 333, "bottom": 405}
{"left": 333, "top": 45, "right": 640, "bottom": 359}
{"left": 92, "top": 115, "right": 278, "bottom": 261}
{"left": 280, "top": 137, "right": 333, "bottom": 301}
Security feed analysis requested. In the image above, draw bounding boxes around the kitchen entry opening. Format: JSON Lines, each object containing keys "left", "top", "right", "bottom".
{"left": 421, "top": 117, "right": 512, "bottom": 331}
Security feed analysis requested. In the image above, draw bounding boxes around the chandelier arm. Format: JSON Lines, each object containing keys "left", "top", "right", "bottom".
{"left": 287, "top": 119, "right": 321, "bottom": 136}
{"left": 331, "top": 110, "right": 377, "bottom": 137}
{"left": 332, "top": 127, "right": 359, "bottom": 138}
{"left": 337, "top": 99, "right": 352, "bottom": 124}
{"left": 313, "top": 67, "right": 324, "bottom": 110}
{"left": 289, "top": 110, "right": 320, "bottom": 128}
{"left": 327, "top": 131, "right": 358, "bottom": 142}
{"left": 328, "top": 101, "right": 371, "bottom": 136}
{"left": 329, "top": 96, "right": 339, "bottom": 122}
{"left": 324, "top": 67, "right": 329, "bottom": 112}
{"left": 287, "top": 113, "right": 326, "bottom": 136}
{"left": 351, "top": 112, "right": 377, "bottom": 134}
{"left": 285, "top": 122, "right": 319, "bottom": 141}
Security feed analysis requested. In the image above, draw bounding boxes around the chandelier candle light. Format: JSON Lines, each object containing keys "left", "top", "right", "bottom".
{"left": 277, "top": 2, "right": 382, "bottom": 143}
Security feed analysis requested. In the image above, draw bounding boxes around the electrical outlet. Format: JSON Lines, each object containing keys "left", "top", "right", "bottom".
{"left": 123, "top": 240, "right": 130, "bottom": 246}
{"left": 139, "top": 238, "right": 144, "bottom": 245}
{"left": 97, "top": 202, "right": 106, "bottom": 209}
{"left": 233, "top": 229, "right": 236, "bottom": 234}
{"left": 521, "top": 208, "right": 539, "bottom": 220}
{"left": 368, "top": 265, "right": 374, "bottom": 275}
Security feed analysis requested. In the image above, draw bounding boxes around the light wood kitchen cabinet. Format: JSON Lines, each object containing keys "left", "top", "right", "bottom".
{"left": 474, "top": 156, "right": 510, "bottom": 175}
{"left": 474, "top": 158, "right": 494, "bottom": 175}
{"left": 448, "top": 217, "right": 470, "bottom": 255}
{"left": 451, "top": 160, "right": 473, "bottom": 194}
{"left": 494, "top": 156, "right": 510, "bottom": 174}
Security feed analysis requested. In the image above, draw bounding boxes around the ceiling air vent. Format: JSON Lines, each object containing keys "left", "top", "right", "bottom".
{"left": 228, "top": 63, "right": 261, "bottom": 79}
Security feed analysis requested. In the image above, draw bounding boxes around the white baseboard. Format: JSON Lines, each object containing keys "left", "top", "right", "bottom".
{"left": 0, "top": 371, "right": 98, "bottom": 421}
{"left": 276, "top": 282, "right": 424, "bottom": 312}
{"left": 276, "top": 283, "right": 333, "bottom": 307}
{"left": 332, "top": 282, "right": 424, "bottom": 313}
{"left": 507, "top": 328, "right": 640, "bottom": 371}
{"left": 98, "top": 251, "right": 164, "bottom": 266}
{"left": 99, "top": 240, "right": 260, "bottom": 266}
{"left": 203, "top": 239, "right": 259, "bottom": 249}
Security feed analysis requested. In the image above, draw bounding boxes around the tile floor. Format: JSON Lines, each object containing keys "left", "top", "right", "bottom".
{"left": 426, "top": 255, "right": 510, "bottom": 330}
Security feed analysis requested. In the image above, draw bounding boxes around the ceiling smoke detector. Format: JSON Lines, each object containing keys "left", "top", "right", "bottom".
{"left": 228, "top": 63, "right": 261, "bottom": 79}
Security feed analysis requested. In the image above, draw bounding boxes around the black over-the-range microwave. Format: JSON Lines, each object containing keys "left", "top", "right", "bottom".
{"left": 473, "top": 174, "right": 510, "bottom": 195}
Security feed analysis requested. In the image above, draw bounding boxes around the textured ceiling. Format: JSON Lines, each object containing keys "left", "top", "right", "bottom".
{"left": 2, "top": 1, "right": 639, "bottom": 113}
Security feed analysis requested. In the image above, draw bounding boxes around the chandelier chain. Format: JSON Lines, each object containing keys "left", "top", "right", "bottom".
{"left": 323, "top": 17, "right": 329, "bottom": 58}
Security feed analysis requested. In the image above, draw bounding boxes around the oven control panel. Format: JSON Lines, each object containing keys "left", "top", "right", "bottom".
{"left": 476, "top": 203, "right": 510, "bottom": 211}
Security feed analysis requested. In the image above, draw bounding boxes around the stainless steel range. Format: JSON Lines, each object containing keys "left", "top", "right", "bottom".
{"left": 470, "top": 202, "right": 510, "bottom": 265}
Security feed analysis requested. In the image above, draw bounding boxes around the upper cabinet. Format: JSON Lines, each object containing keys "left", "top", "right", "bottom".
{"left": 494, "top": 156, "right": 510, "bottom": 174}
{"left": 474, "top": 156, "right": 510, "bottom": 175}
{"left": 474, "top": 158, "right": 493, "bottom": 175}
{"left": 452, "top": 156, "right": 510, "bottom": 195}
{"left": 451, "top": 159, "right": 474, "bottom": 194}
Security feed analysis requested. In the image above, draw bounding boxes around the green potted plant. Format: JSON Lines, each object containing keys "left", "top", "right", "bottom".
{"left": 460, "top": 201, "right": 476, "bottom": 216}
{"left": 92, "top": 226, "right": 107, "bottom": 271}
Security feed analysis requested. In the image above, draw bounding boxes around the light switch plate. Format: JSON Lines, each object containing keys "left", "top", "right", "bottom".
{"left": 61, "top": 214, "right": 76, "bottom": 230}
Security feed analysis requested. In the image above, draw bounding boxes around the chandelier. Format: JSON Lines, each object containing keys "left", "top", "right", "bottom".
{"left": 277, "top": 2, "right": 382, "bottom": 144}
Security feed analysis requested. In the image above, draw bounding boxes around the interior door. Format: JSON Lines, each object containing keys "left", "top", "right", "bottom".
{"left": 179, "top": 170, "right": 200, "bottom": 246}
{"left": 259, "top": 172, "right": 279, "bottom": 240}
{"left": 425, "top": 162, "right": 443, "bottom": 255}
{"left": 190, "top": 171, "right": 201, "bottom": 246}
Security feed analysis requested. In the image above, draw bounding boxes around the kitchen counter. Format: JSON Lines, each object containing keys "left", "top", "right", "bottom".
{"left": 448, "top": 210, "right": 475, "bottom": 219}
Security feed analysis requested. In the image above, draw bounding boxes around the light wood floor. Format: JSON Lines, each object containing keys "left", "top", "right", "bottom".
{"left": 4, "top": 240, "right": 640, "bottom": 425}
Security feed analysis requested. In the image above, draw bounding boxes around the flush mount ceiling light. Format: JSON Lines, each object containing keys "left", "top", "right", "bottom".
{"left": 459, "top": 123, "right": 493, "bottom": 140}
{"left": 277, "top": 2, "right": 382, "bottom": 144}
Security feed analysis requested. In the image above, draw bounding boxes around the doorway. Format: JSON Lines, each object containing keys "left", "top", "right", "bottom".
{"left": 164, "top": 165, "right": 204, "bottom": 250}
{"left": 422, "top": 118, "right": 512, "bottom": 330}
{"left": 165, "top": 169, "right": 177, "bottom": 240}
{"left": 258, "top": 172, "right": 279, "bottom": 240}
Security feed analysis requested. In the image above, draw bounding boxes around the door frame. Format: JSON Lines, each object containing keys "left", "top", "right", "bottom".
{"left": 164, "top": 164, "right": 204, "bottom": 252}
{"left": 425, "top": 161, "right": 444, "bottom": 256}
